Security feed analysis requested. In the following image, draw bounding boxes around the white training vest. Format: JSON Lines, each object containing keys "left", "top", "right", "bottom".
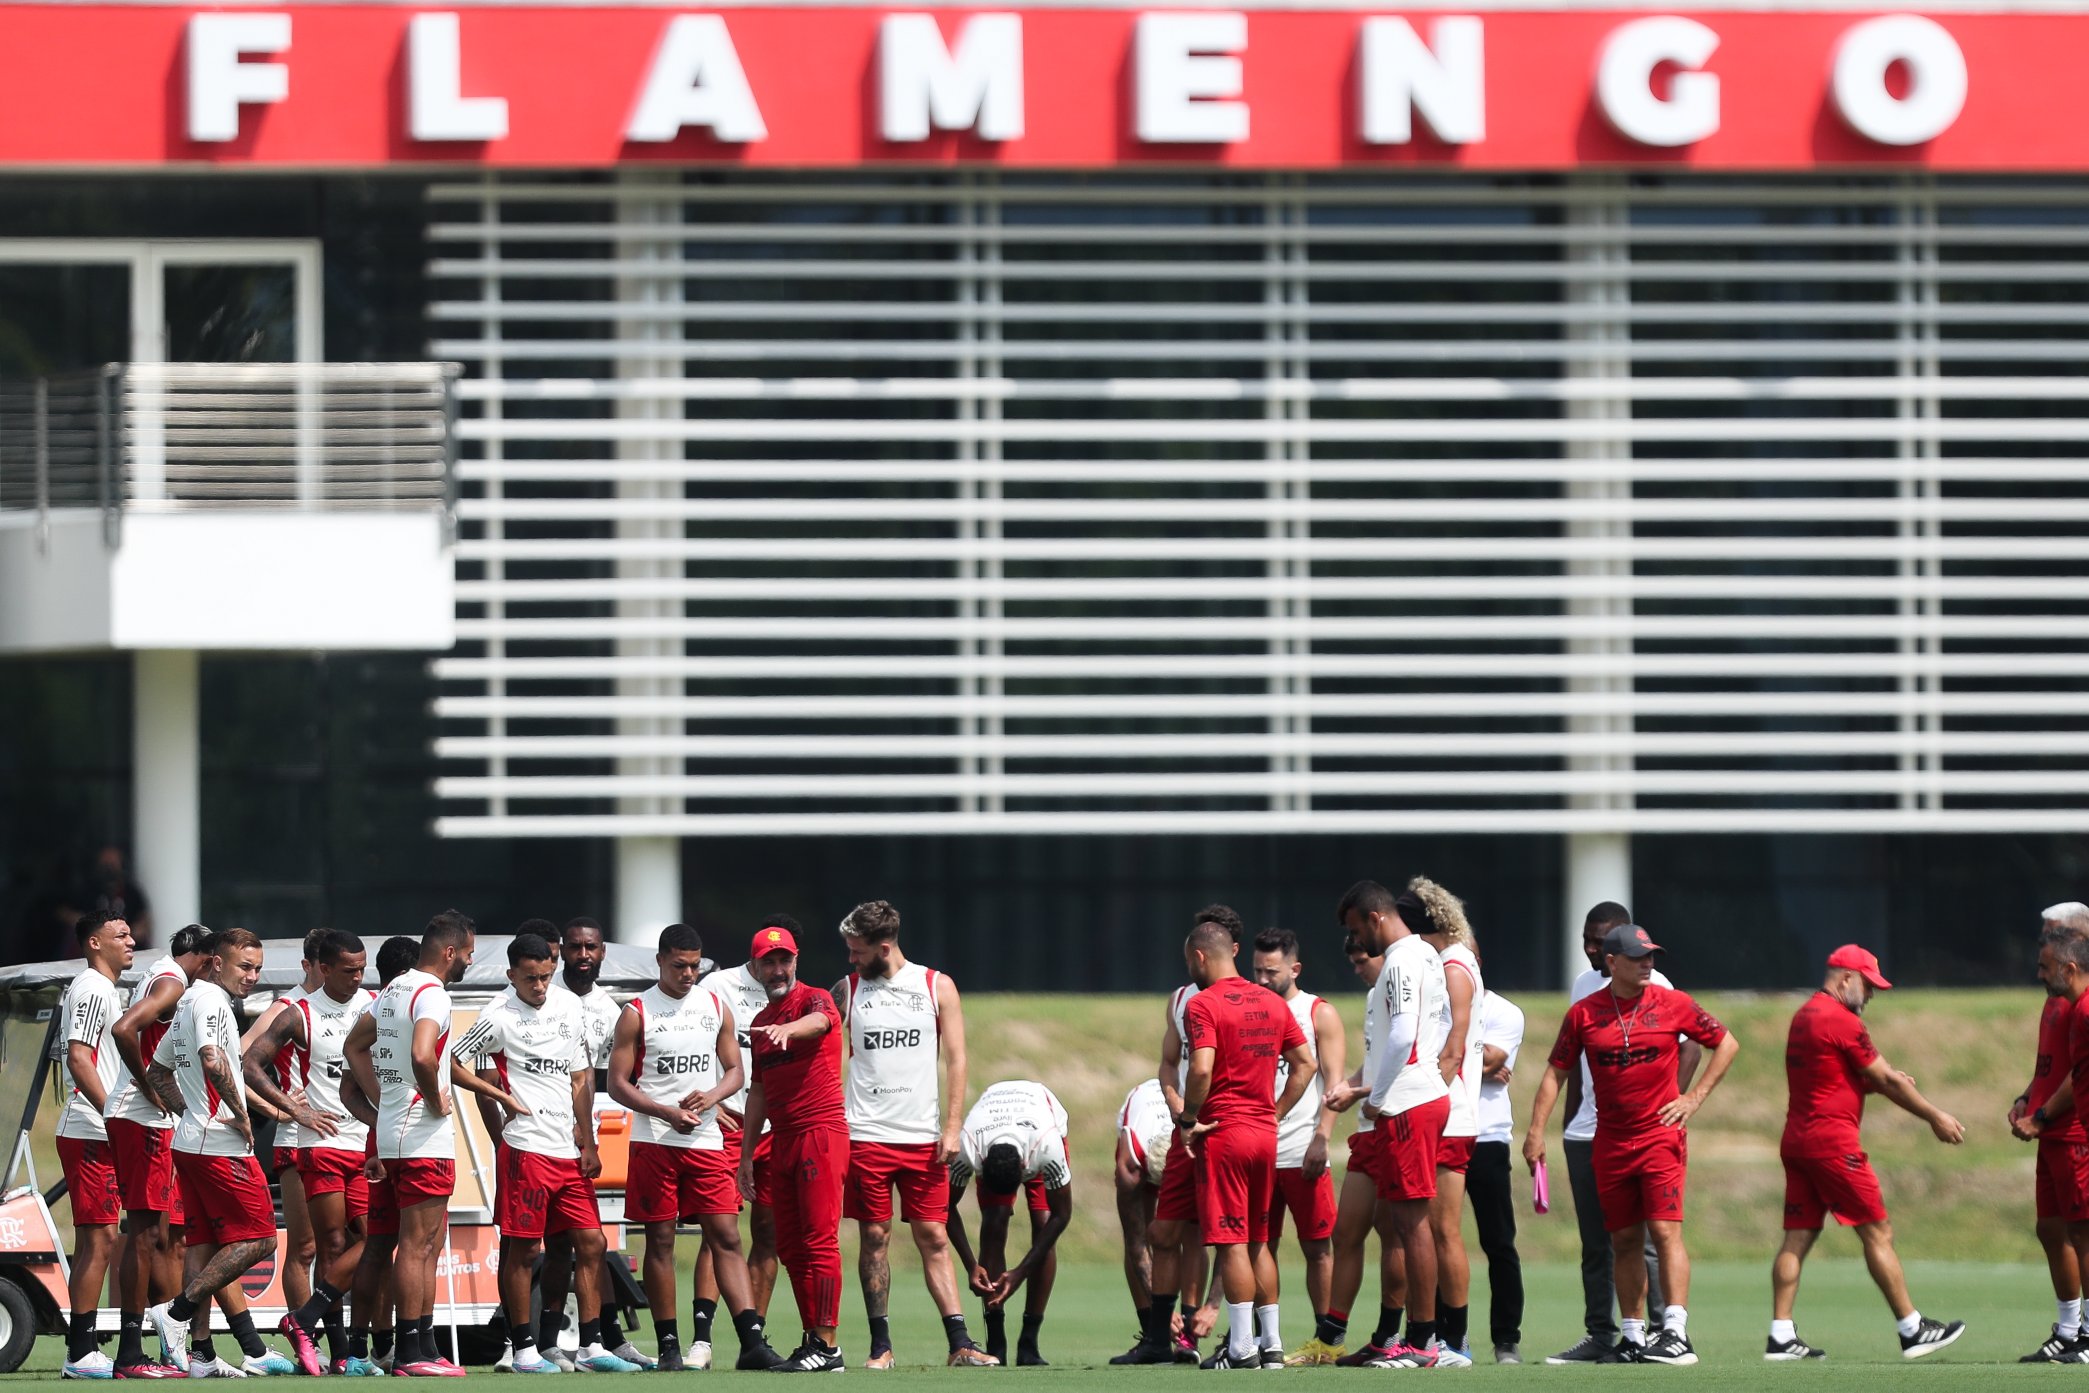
{"left": 1169, "top": 984, "right": 1200, "bottom": 1093}
{"left": 57, "top": 968, "right": 121, "bottom": 1142}
{"left": 1274, "top": 990, "right": 1324, "bottom": 1169}
{"left": 1120, "top": 1079, "right": 1174, "bottom": 1187}
{"left": 1440, "top": 943, "right": 1486, "bottom": 1141}
{"left": 701, "top": 963, "right": 770, "bottom": 1136}
{"left": 845, "top": 962, "right": 943, "bottom": 1144}
{"left": 296, "top": 987, "right": 374, "bottom": 1154}
{"left": 627, "top": 984, "right": 729, "bottom": 1151}
{"left": 104, "top": 956, "right": 189, "bottom": 1130}
{"left": 1354, "top": 969, "right": 1386, "bottom": 1136}
{"left": 373, "top": 969, "right": 454, "bottom": 1161}
{"left": 272, "top": 987, "right": 312, "bottom": 1151}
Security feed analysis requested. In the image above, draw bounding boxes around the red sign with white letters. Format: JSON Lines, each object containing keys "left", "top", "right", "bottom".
{"left": 0, "top": 6, "right": 2083, "bottom": 169}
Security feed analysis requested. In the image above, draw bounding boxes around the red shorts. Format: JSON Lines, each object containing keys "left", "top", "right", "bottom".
{"left": 173, "top": 1152, "right": 276, "bottom": 1248}
{"left": 273, "top": 1146, "right": 299, "bottom": 1178}
{"left": 1782, "top": 1151, "right": 1888, "bottom": 1230}
{"left": 1594, "top": 1128, "right": 1688, "bottom": 1230}
{"left": 1438, "top": 1136, "right": 1477, "bottom": 1176}
{"left": 296, "top": 1146, "right": 372, "bottom": 1218}
{"left": 59, "top": 1136, "right": 121, "bottom": 1227}
{"left": 1268, "top": 1167, "right": 1336, "bottom": 1243}
{"left": 1375, "top": 1097, "right": 1449, "bottom": 1203}
{"left": 627, "top": 1142, "right": 740, "bottom": 1223}
{"left": 2037, "top": 1140, "right": 2089, "bottom": 1223}
{"left": 107, "top": 1119, "right": 184, "bottom": 1224}
{"left": 496, "top": 1149, "right": 601, "bottom": 1240}
{"left": 383, "top": 1156, "right": 456, "bottom": 1213}
{"left": 740, "top": 1130, "right": 775, "bottom": 1208}
{"left": 845, "top": 1141, "right": 952, "bottom": 1226}
{"left": 1347, "top": 1127, "right": 1385, "bottom": 1183}
{"left": 1196, "top": 1125, "right": 1275, "bottom": 1247}
{"left": 1155, "top": 1131, "right": 1200, "bottom": 1224}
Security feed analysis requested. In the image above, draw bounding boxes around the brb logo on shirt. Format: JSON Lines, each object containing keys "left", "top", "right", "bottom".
{"left": 654, "top": 1053, "right": 713, "bottom": 1076}
{"left": 861, "top": 1028, "right": 923, "bottom": 1050}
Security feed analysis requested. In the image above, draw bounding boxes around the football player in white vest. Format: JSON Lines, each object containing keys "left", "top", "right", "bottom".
{"left": 453, "top": 933, "right": 638, "bottom": 1374}
{"left": 242, "top": 931, "right": 325, "bottom": 1324}
{"left": 1248, "top": 927, "right": 1346, "bottom": 1366}
{"left": 608, "top": 923, "right": 786, "bottom": 1373}
{"left": 1108, "top": 1079, "right": 1219, "bottom": 1366}
{"left": 832, "top": 899, "right": 996, "bottom": 1368}
{"left": 1316, "top": 932, "right": 1407, "bottom": 1367}
{"left": 1407, "top": 877, "right": 1486, "bottom": 1366}
{"left": 945, "top": 1081, "right": 1076, "bottom": 1366}
{"left": 55, "top": 911, "right": 134, "bottom": 1379}
{"left": 241, "top": 929, "right": 375, "bottom": 1374}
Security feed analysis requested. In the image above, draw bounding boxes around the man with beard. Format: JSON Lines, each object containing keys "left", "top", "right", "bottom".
{"left": 57, "top": 912, "right": 135, "bottom": 1379}
{"left": 2013, "top": 902, "right": 2089, "bottom": 1361}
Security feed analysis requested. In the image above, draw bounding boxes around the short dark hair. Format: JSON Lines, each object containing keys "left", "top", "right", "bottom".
{"left": 210, "top": 927, "right": 263, "bottom": 956}
{"left": 562, "top": 917, "right": 604, "bottom": 945}
{"left": 761, "top": 913, "right": 803, "bottom": 936}
{"left": 302, "top": 928, "right": 331, "bottom": 962}
{"left": 74, "top": 910, "right": 121, "bottom": 950}
{"left": 1187, "top": 919, "right": 1233, "bottom": 959}
{"left": 509, "top": 933, "right": 556, "bottom": 967}
{"left": 1253, "top": 928, "right": 1299, "bottom": 960}
{"left": 422, "top": 910, "right": 475, "bottom": 955}
{"left": 840, "top": 901, "right": 900, "bottom": 944}
{"left": 170, "top": 924, "right": 212, "bottom": 958}
{"left": 979, "top": 1142, "right": 1025, "bottom": 1197}
{"left": 315, "top": 929, "right": 364, "bottom": 965}
{"left": 658, "top": 923, "right": 703, "bottom": 956}
{"left": 1193, "top": 904, "right": 1243, "bottom": 943}
{"left": 1584, "top": 901, "right": 1632, "bottom": 933}
{"left": 1336, "top": 880, "right": 1397, "bottom": 923}
{"left": 1392, "top": 891, "right": 1431, "bottom": 935}
{"left": 515, "top": 918, "right": 559, "bottom": 941}
{"left": 376, "top": 935, "right": 419, "bottom": 986}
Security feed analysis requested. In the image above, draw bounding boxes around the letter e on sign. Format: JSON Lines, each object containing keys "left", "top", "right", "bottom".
{"left": 1136, "top": 12, "right": 1249, "bottom": 144}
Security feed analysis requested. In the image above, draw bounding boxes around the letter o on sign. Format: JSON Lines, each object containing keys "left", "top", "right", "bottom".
{"left": 1831, "top": 15, "right": 1967, "bottom": 146}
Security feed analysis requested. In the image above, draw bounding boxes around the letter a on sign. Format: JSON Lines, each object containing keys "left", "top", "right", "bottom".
{"left": 626, "top": 15, "right": 769, "bottom": 142}
{"left": 880, "top": 15, "right": 1025, "bottom": 141}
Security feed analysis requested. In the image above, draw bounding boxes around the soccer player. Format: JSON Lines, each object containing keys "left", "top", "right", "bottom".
{"left": 57, "top": 912, "right": 135, "bottom": 1379}
{"left": 1770, "top": 945, "right": 1966, "bottom": 1360}
{"left": 241, "top": 929, "right": 374, "bottom": 1374}
{"left": 105, "top": 923, "right": 217, "bottom": 1376}
{"left": 1550, "top": 899, "right": 1697, "bottom": 1364}
{"left": 1177, "top": 918, "right": 1314, "bottom": 1369}
{"left": 340, "top": 935, "right": 419, "bottom": 1375}
{"left": 1126, "top": 905, "right": 1244, "bottom": 1366}
{"left": 739, "top": 923, "right": 849, "bottom": 1373}
{"left": 609, "top": 923, "right": 784, "bottom": 1373}
{"left": 1247, "top": 928, "right": 1343, "bottom": 1366}
{"left": 1470, "top": 988, "right": 1527, "bottom": 1364}
{"left": 831, "top": 900, "right": 994, "bottom": 1368}
{"left": 1524, "top": 922, "right": 1740, "bottom": 1366}
{"left": 453, "top": 933, "right": 637, "bottom": 1374}
{"left": 2013, "top": 901, "right": 2089, "bottom": 1361}
{"left": 945, "top": 1080, "right": 1075, "bottom": 1366}
{"left": 343, "top": 910, "right": 476, "bottom": 1377}
{"left": 1316, "top": 932, "right": 1406, "bottom": 1368}
{"left": 142, "top": 928, "right": 324, "bottom": 1378}
{"left": 1407, "top": 878, "right": 1485, "bottom": 1365}
{"left": 242, "top": 933, "right": 325, "bottom": 1322}
{"left": 1108, "top": 1081, "right": 1217, "bottom": 1367}
{"left": 692, "top": 923, "right": 788, "bottom": 1366}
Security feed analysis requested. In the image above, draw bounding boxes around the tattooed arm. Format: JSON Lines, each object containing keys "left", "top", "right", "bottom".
{"left": 143, "top": 1060, "right": 185, "bottom": 1117}
{"left": 199, "top": 1044, "right": 257, "bottom": 1148}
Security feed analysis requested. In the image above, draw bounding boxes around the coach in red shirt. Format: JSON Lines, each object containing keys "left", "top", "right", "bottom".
{"left": 739, "top": 926, "right": 849, "bottom": 1374}
{"left": 1522, "top": 924, "right": 1737, "bottom": 1365}
{"left": 1770, "top": 946, "right": 1964, "bottom": 1361}
{"left": 1178, "top": 919, "right": 1316, "bottom": 1370}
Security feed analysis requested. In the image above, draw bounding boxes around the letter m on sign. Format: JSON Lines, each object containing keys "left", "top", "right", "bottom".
{"left": 879, "top": 14, "right": 1025, "bottom": 141}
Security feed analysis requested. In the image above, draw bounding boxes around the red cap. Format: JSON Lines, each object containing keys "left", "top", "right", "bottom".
{"left": 751, "top": 926, "right": 799, "bottom": 959}
{"left": 1827, "top": 944, "right": 1891, "bottom": 989}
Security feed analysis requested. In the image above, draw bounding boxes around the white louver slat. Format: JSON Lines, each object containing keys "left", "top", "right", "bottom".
{"left": 427, "top": 172, "right": 2089, "bottom": 835}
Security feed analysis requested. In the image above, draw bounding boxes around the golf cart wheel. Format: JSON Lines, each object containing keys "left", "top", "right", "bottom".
{"left": 0, "top": 1275, "right": 36, "bottom": 1373}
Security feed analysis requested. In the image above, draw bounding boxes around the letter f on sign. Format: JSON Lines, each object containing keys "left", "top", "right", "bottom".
{"left": 187, "top": 13, "right": 290, "bottom": 142}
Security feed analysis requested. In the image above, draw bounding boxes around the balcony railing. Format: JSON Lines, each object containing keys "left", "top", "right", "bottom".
{"left": 0, "top": 362, "right": 460, "bottom": 544}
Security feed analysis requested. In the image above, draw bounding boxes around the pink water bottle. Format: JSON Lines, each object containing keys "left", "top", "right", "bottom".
{"left": 1532, "top": 1158, "right": 1551, "bottom": 1214}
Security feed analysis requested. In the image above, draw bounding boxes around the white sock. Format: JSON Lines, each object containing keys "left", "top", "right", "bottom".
{"left": 1228, "top": 1303, "right": 1257, "bottom": 1360}
{"left": 1621, "top": 1318, "right": 1647, "bottom": 1346}
{"left": 1255, "top": 1306, "right": 1281, "bottom": 1351}
{"left": 2060, "top": 1298, "right": 2083, "bottom": 1339}
{"left": 1663, "top": 1306, "right": 1688, "bottom": 1338}
{"left": 513, "top": 1344, "right": 537, "bottom": 1363}
{"left": 1769, "top": 1321, "right": 1795, "bottom": 1344}
{"left": 1897, "top": 1311, "right": 1922, "bottom": 1339}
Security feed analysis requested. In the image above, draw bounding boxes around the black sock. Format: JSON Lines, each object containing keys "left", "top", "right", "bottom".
{"left": 399, "top": 1323, "right": 424, "bottom": 1366}
{"left": 68, "top": 1310, "right": 97, "bottom": 1361}
{"left": 731, "top": 1310, "right": 767, "bottom": 1347}
{"left": 581, "top": 1317, "right": 606, "bottom": 1351}
{"left": 691, "top": 1298, "right": 717, "bottom": 1344}
{"left": 1316, "top": 1309, "right": 1348, "bottom": 1346}
{"left": 348, "top": 1329, "right": 370, "bottom": 1360}
{"left": 295, "top": 1280, "right": 344, "bottom": 1331}
{"left": 373, "top": 1328, "right": 395, "bottom": 1361}
{"left": 1148, "top": 1296, "right": 1178, "bottom": 1343}
{"left": 167, "top": 1294, "right": 199, "bottom": 1326}
{"left": 227, "top": 1311, "right": 267, "bottom": 1360}
{"left": 512, "top": 1326, "right": 535, "bottom": 1356}
{"left": 192, "top": 1337, "right": 217, "bottom": 1365}
{"left": 538, "top": 1310, "right": 562, "bottom": 1354}
{"left": 1019, "top": 1312, "right": 1044, "bottom": 1352}
{"left": 984, "top": 1308, "right": 1007, "bottom": 1351}
{"left": 324, "top": 1310, "right": 349, "bottom": 1362}
{"left": 118, "top": 1315, "right": 146, "bottom": 1366}
{"left": 868, "top": 1315, "right": 892, "bottom": 1356}
{"left": 655, "top": 1317, "right": 679, "bottom": 1349}
{"left": 1407, "top": 1318, "right": 1437, "bottom": 1352}
{"left": 1372, "top": 1306, "right": 1404, "bottom": 1348}
{"left": 1440, "top": 1304, "right": 1468, "bottom": 1350}
{"left": 942, "top": 1313, "right": 971, "bottom": 1353}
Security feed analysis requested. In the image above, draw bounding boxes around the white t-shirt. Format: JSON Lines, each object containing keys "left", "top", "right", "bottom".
{"left": 1119, "top": 1078, "right": 1174, "bottom": 1187}
{"left": 1274, "top": 990, "right": 1325, "bottom": 1170}
{"left": 1370, "top": 935, "right": 1452, "bottom": 1115}
{"left": 373, "top": 968, "right": 456, "bottom": 1161}
{"left": 454, "top": 988, "right": 585, "bottom": 1160}
{"left": 624, "top": 984, "right": 731, "bottom": 1151}
{"left": 551, "top": 978, "right": 621, "bottom": 1074}
{"left": 295, "top": 987, "right": 375, "bottom": 1154}
{"left": 1353, "top": 963, "right": 1387, "bottom": 1136}
{"left": 269, "top": 988, "right": 312, "bottom": 1151}
{"left": 152, "top": 980, "right": 250, "bottom": 1158}
{"left": 57, "top": 969, "right": 122, "bottom": 1141}
{"left": 1439, "top": 943, "right": 1486, "bottom": 1141}
{"left": 1169, "top": 984, "right": 1199, "bottom": 1094}
{"left": 105, "top": 956, "right": 190, "bottom": 1130}
{"left": 1564, "top": 965, "right": 1676, "bottom": 1142}
{"left": 844, "top": 962, "right": 945, "bottom": 1144}
{"left": 1476, "top": 992, "right": 1525, "bottom": 1144}
{"left": 950, "top": 1081, "right": 1072, "bottom": 1193}
{"left": 700, "top": 963, "right": 769, "bottom": 1132}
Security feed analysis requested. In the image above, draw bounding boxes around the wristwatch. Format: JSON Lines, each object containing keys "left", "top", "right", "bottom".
{"left": 1176, "top": 1111, "right": 1199, "bottom": 1131}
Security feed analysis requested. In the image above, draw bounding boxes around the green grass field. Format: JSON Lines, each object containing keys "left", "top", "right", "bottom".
{"left": 10, "top": 988, "right": 2074, "bottom": 1382}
